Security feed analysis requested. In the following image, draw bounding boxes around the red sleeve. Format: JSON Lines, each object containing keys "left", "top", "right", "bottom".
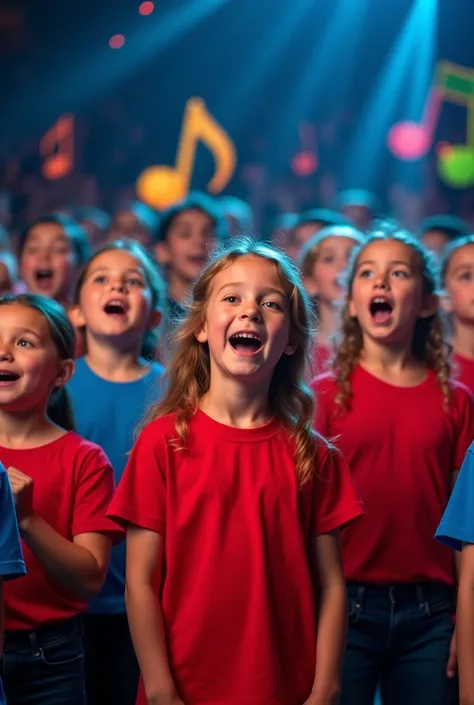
{"left": 72, "top": 445, "right": 123, "bottom": 544}
{"left": 107, "top": 428, "right": 166, "bottom": 535}
{"left": 453, "top": 384, "right": 474, "bottom": 471}
{"left": 312, "top": 441, "right": 365, "bottom": 536}
{"left": 311, "top": 373, "right": 334, "bottom": 437}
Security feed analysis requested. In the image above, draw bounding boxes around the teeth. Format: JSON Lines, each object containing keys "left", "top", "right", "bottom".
{"left": 373, "top": 297, "right": 388, "bottom": 303}
{"left": 233, "top": 333, "right": 261, "bottom": 341}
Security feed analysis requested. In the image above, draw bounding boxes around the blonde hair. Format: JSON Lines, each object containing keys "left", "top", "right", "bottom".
{"left": 143, "top": 237, "right": 316, "bottom": 485}
{"left": 333, "top": 225, "right": 451, "bottom": 410}
{"left": 298, "top": 225, "right": 366, "bottom": 279}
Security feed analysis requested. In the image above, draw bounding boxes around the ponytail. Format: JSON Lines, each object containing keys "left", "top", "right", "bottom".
{"left": 47, "top": 387, "right": 76, "bottom": 432}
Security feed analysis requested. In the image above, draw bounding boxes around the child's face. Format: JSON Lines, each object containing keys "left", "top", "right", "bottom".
{"left": 71, "top": 249, "right": 158, "bottom": 346}
{"left": 305, "top": 236, "right": 358, "bottom": 302}
{"left": 421, "top": 229, "right": 450, "bottom": 258}
{"left": 341, "top": 204, "right": 373, "bottom": 231}
{"left": 20, "top": 223, "right": 77, "bottom": 303}
{"left": 444, "top": 244, "right": 474, "bottom": 324}
{"left": 158, "top": 209, "right": 217, "bottom": 285}
{"left": 0, "top": 263, "right": 13, "bottom": 295}
{"left": 349, "top": 240, "right": 433, "bottom": 347}
{"left": 289, "top": 222, "right": 324, "bottom": 260}
{"left": 196, "top": 255, "right": 295, "bottom": 384}
{"left": 0, "top": 304, "right": 71, "bottom": 413}
{"left": 108, "top": 211, "right": 152, "bottom": 247}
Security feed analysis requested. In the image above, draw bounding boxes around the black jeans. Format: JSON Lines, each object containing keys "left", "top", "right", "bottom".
{"left": 83, "top": 612, "right": 140, "bottom": 705}
{"left": 341, "top": 582, "right": 456, "bottom": 705}
{"left": 2, "top": 616, "right": 85, "bottom": 705}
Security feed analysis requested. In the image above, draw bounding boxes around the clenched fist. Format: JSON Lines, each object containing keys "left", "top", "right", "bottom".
{"left": 7, "top": 466, "right": 34, "bottom": 523}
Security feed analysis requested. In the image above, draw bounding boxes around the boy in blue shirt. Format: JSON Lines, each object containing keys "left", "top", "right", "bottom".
{"left": 0, "top": 462, "right": 26, "bottom": 705}
{"left": 436, "top": 440, "right": 474, "bottom": 705}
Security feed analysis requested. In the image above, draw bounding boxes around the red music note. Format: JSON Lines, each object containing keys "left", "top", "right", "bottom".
{"left": 40, "top": 114, "right": 75, "bottom": 180}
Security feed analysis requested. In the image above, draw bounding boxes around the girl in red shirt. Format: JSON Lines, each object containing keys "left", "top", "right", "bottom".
{"left": 298, "top": 225, "right": 365, "bottom": 376}
{"left": 312, "top": 225, "right": 474, "bottom": 705}
{"left": 441, "top": 235, "right": 474, "bottom": 394}
{"left": 108, "top": 237, "right": 365, "bottom": 705}
{"left": 0, "top": 293, "right": 120, "bottom": 705}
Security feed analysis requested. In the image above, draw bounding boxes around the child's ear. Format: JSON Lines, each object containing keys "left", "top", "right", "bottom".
{"left": 419, "top": 293, "right": 440, "bottom": 319}
{"left": 55, "top": 359, "right": 75, "bottom": 388}
{"left": 195, "top": 321, "right": 208, "bottom": 344}
{"left": 68, "top": 305, "right": 85, "bottom": 328}
{"left": 440, "top": 290, "right": 453, "bottom": 315}
{"left": 155, "top": 241, "right": 170, "bottom": 267}
{"left": 147, "top": 308, "right": 162, "bottom": 330}
{"left": 303, "top": 275, "right": 319, "bottom": 296}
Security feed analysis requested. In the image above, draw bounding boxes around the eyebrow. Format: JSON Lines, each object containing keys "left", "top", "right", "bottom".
{"left": 88, "top": 266, "right": 144, "bottom": 276}
{"left": 357, "top": 259, "right": 413, "bottom": 269}
{"left": 11, "top": 327, "right": 42, "bottom": 339}
{"left": 451, "top": 263, "right": 474, "bottom": 274}
{"left": 216, "top": 281, "right": 286, "bottom": 297}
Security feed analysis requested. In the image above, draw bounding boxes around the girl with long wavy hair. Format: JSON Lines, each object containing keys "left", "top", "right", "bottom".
{"left": 108, "top": 238, "right": 364, "bottom": 705}
{"left": 312, "top": 226, "right": 474, "bottom": 705}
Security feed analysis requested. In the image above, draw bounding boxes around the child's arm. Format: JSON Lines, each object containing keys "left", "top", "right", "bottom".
{"left": 306, "top": 530, "right": 346, "bottom": 705}
{"left": 457, "top": 543, "right": 474, "bottom": 705}
{"left": 8, "top": 463, "right": 113, "bottom": 601}
{"left": 125, "top": 525, "right": 184, "bottom": 705}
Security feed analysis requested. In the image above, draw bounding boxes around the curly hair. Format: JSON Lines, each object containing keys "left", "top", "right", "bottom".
{"left": 142, "top": 237, "right": 316, "bottom": 486}
{"left": 333, "top": 226, "right": 451, "bottom": 411}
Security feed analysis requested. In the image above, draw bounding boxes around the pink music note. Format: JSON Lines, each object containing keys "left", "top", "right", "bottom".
{"left": 292, "top": 123, "right": 318, "bottom": 176}
{"left": 388, "top": 88, "right": 443, "bottom": 161}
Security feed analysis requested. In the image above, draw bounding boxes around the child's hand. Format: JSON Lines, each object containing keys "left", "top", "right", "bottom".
{"left": 303, "top": 688, "right": 340, "bottom": 705}
{"left": 7, "top": 466, "right": 35, "bottom": 523}
{"left": 446, "top": 628, "right": 457, "bottom": 677}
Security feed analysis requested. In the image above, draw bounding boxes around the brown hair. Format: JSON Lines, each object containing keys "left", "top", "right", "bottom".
{"left": 333, "top": 226, "right": 450, "bottom": 410}
{"left": 440, "top": 233, "right": 474, "bottom": 286}
{"left": 142, "top": 237, "right": 316, "bottom": 485}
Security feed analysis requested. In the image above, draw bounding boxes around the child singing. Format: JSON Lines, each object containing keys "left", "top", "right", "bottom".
{"left": 312, "top": 226, "right": 474, "bottom": 705}
{"left": 108, "top": 238, "right": 365, "bottom": 705}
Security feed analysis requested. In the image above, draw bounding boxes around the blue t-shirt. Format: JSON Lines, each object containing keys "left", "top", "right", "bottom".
{"left": 0, "top": 462, "right": 26, "bottom": 705}
{"left": 436, "top": 441, "right": 474, "bottom": 551}
{"left": 67, "top": 357, "right": 165, "bottom": 613}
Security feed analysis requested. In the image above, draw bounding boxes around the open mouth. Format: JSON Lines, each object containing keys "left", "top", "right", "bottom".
{"left": 103, "top": 300, "right": 127, "bottom": 315}
{"left": 0, "top": 370, "right": 20, "bottom": 383}
{"left": 369, "top": 297, "right": 393, "bottom": 324}
{"left": 229, "top": 332, "right": 263, "bottom": 354}
{"left": 34, "top": 269, "right": 54, "bottom": 286}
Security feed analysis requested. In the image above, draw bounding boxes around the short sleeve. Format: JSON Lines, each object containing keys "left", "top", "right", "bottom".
{"left": 436, "top": 445, "right": 474, "bottom": 551}
{"left": 453, "top": 386, "right": 474, "bottom": 471}
{"left": 107, "top": 428, "right": 166, "bottom": 535}
{"left": 0, "top": 465, "right": 26, "bottom": 580}
{"left": 72, "top": 445, "right": 123, "bottom": 544}
{"left": 312, "top": 442, "right": 365, "bottom": 536}
{"left": 311, "top": 374, "right": 334, "bottom": 437}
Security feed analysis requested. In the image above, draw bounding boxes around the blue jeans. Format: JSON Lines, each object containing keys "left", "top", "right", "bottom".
{"left": 341, "top": 582, "right": 456, "bottom": 705}
{"left": 1, "top": 616, "right": 86, "bottom": 705}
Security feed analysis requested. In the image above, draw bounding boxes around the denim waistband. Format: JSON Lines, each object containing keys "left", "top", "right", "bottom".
{"left": 347, "top": 581, "right": 454, "bottom": 606}
{"left": 3, "top": 616, "right": 82, "bottom": 650}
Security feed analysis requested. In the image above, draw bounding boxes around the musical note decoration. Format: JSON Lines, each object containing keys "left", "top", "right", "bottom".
{"left": 40, "top": 114, "right": 75, "bottom": 180}
{"left": 136, "top": 98, "right": 236, "bottom": 210}
{"left": 291, "top": 123, "right": 318, "bottom": 177}
{"left": 388, "top": 61, "right": 474, "bottom": 188}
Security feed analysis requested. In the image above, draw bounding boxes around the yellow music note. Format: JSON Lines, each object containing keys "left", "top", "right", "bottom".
{"left": 40, "top": 114, "right": 75, "bottom": 180}
{"left": 137, "top": 98, "right": 236, "bottom": 210}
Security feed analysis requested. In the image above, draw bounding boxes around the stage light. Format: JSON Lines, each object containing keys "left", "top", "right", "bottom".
{"left": 109, "top": 34, "right": 125, "bottom": 49}
{"left": 139, "top": 2, "right": 154, "bottom": 16}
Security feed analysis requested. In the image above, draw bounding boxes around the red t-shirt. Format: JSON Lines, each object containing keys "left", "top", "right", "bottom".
{"left": 312, "top": 366, "right": 474, "bottom": 585}
{"left": 108, "top": 410, "right": 365, "bottom": 705}
{"left": 2, "top": 432, "right": 121, "bottom": 630}
{"left": 453, "top": 351, "right": 474, "bottom": 395}
{"left": 311, "top": 342, "right": 332, "bottom": 377}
